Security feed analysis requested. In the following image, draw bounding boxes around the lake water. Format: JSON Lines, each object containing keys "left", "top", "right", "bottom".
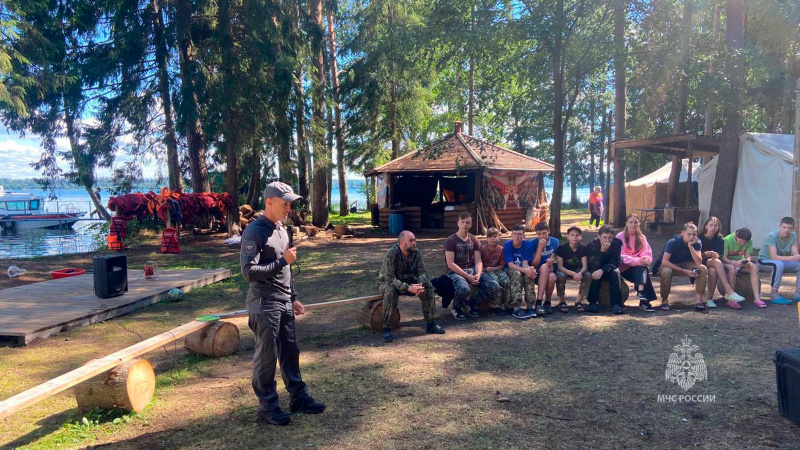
{"left": 0, "top": 182, "right": 594, "bottom": 259}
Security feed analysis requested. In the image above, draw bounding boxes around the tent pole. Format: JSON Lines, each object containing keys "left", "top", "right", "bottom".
{"left": 793, "top": 79, "right": 800, "bottom": 223}
{"left": 685, "top": 141, "right": 694, "bottom": 208}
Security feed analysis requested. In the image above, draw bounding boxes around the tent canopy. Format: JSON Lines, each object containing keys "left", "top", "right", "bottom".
{"left": 699, "top": 132, "right": 795, "bottom": 246}
{"left": 610, "top": 159, "right": 699, "bottom": 218}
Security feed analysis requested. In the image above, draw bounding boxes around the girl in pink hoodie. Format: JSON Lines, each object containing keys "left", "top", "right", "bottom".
{"left": 615, "top": 214, "right": 657, "bottom": 311}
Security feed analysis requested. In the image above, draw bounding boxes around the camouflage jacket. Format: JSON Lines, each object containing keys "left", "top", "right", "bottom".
{"left": 378, "top": 243, "right": 428, "bottom": 292}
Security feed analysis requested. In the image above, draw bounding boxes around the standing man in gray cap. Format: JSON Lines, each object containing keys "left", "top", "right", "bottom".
{"left": 241, "top": 181, "right": 325, "bottom": 426}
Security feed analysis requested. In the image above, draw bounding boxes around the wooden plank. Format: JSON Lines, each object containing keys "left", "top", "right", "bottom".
{"left": 0, "top": 293, "right": 383, "bottom": 420}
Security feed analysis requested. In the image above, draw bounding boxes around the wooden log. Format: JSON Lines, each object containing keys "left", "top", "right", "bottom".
{"left": 597, "top": 280, "right": 630, "bottom": 307}
{"left": 0, "top": 293, "right": 381, "bottom": 420}
{"left": 357, "top": 298, "right": 400, "bottom": 331}
{"left": 185, "top": 321, "right": 240, "bottom": 357}
{"left": 74, "top": 359, "right": 155, "bottom": 413}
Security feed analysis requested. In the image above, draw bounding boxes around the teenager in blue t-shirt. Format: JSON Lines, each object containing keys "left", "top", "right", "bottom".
{"left": 502, "top": 225, "right": 537, "bottom": 319}
{"left": 530, "top": 221, "right": 559, "bottom": 315}
{"left": 653, "top": 222, "right": 708, "bottom": 311}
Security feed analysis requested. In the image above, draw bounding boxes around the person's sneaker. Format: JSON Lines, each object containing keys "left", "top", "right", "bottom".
{"left": 452, "top": 308, "right": 468, "bottom": 321}
{"left": 382, "top": 328, "right": 393, "bottom": 342}
{"left": 724, "top": 292, "right": 746, "bottom": 302}
{"left": 612, "top": 304, "right": 624, "bottom": 314}
{"left": 771, "top": 297, "right": 793, "bottom": 305}
{"left": 638, "top": 301, "right": 655, "bottom": 312}
{"left": 511, "top": 308, "right": 532, "bottom": 320}
{"left": 636, "top": 291, "right": 648, "bottom": 302}
{"left": 543, "top": 302, "right": 553, "bottom": 314}
{"left": 535, "top": 301, "right": 546, "bottom": 315}
{"left": 257, "top": 408, "right": 291, "bottom": 426}
{"left": 586, "top": 303, "right": 599, "bottom": 313}
{"left": 426, "top": 323, "right": 446, "bottom": 334}
{"left": 706, "top": 299, "right": 718, "bottom": 308}
{"left": 290, "top": 396, "right": 326, "bottom": 414}
{"left": 467, "top": 307, "right": 481, "bottom": 318}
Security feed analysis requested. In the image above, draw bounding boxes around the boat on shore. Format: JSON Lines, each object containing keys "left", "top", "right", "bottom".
{"left": 0, "top": 186, "right": 86, "bottom": 231}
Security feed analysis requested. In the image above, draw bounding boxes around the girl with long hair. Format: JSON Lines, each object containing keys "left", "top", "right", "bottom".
{"left": 699, "top": 216, "right": 745, "bottom": 308}
{"left": 615, "top": 214, "right": 657, "bottom": 312}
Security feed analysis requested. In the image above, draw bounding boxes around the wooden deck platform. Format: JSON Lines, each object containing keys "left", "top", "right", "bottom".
{"left": 0, "top": 268, "right": 232, "bottom": 345}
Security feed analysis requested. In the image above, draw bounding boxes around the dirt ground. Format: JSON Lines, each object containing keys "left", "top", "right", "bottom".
{"left": 2, "top": 215, "right": 800, "bottom": 449}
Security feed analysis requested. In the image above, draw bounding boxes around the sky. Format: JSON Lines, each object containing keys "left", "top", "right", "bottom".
{"left": 1, "top": 125, "right": 168, "bottom": 180}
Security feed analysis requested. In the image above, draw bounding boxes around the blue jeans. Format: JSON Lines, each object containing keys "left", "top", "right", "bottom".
{"left": 758, "top": 259, "right": 800, "bottom": 292}
{"left": 447, "top": 268, "right": 501, "bottom": 310}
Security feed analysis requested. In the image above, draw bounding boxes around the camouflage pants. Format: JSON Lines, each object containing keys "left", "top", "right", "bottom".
{"left": 482, "top": 270, "right": 510, "bottom": 308}
{"left": 378, "top": 280, "right": 435, "bottom": 328}
{"left": 504, "top": 269, "right": 537, "bottom": 309}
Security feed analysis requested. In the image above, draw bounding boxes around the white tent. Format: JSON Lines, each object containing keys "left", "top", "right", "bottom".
{"left": 698, "top": 132, "right": 796, "bottom": 246}
{"left": 610, "top": 159, "right": 699, "bottom": 218}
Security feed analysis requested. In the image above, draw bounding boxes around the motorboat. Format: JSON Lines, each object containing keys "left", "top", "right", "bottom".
{"left": 0, "top": 186, "right": 86, "bottom": 231}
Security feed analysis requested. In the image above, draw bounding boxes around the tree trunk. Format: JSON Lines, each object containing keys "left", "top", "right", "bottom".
{"left": 569, "top": 142, "right": 578, "bottom": 206}
{"left": 218, "top": 0, "right": 240, "bottom": 236}
{"left": 185, "top": 321, "right": 240, "bottom": 357}
{"left": 667, "top": 0, "right": 693, "bottom": 207}
{"left": 548, "top": 0, "right": 565, "bottom": 236}
{"left": 605, "top": 109, "right": 612, "bottom": 223}
{"left": 176, "top": 0, "right": 209, "bottom": 193}
{"left": 389, "top": 3, "right": 399, "bottom": 160}
{"left": 295, "top": 65, "right": 311, "bottom": 201}
{"left": 246, "top": 145, "right": 261, "bottom": 207}
{"left": 709, "top": 0, "right": 746, "bottom": 234}
{"left": 468, "top": 6, "right": 475, "bottom": 135}
{"left": 151, "top": 0, "right": 182, "bottom": 192}
{"left": 780, "top": 58, "right": 794, "bottom": 134}
{"left": 64, "top": 110, "right": 111, "bottom": 220}
{"left": 74, "top": 359, "right": 155, "bottom": 413}
{"left": 598, "top": 101, "right": 606, "bottom": 189}
{"left": 704, "top": 5, "right": 722, "bottom": 136}
{"left": 310, "top": 0, "right": 329, "bottom": 227}
{"left": 589, "top": 101, "right": 596, "bottom": 190}
{"left": 327, "top": 11, "right": 348, "bottom": 216}
{"left": 612, "top": 0, "right": 627, "bottom": 227}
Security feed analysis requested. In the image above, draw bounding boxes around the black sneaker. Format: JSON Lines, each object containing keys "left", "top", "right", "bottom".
{"left": 467, "top": 307, "right": 481, "bottom": 318}
{"left": 535, "top": 301, "right": 546, "bottom": 315}
{"left": 511, "top": 308, "right": 532, "bottom": 320}
{"left": 290, "top": 396, "right": 326, "bottom": 414}
{"left": 382, "top": 328, "right": 393, "bottom": 342}
{"left": 452, "top": 309, "right": 468, "bottom": 321}
{"left": 257, "top": 408, "right": 291, "bottom": 426}
{"left": 586, "top": 303, "right": 599, "bottom": 313}
{"left": 426, "top": 323, "right": 446, "bottom": 334}
{"left": 636, "top": 291, "right": 649, "bottom": 303}
{"left": 638, "top": 301, "right": 655, "bottom": 312}
{"left": 543, "top": 302, "right": 553, "bottom": 314}
{"left": 526, "top": 306, "right": 538, "bottom": 318}
{"left": 612, "top": 304, "right": 624, "bottom": 314}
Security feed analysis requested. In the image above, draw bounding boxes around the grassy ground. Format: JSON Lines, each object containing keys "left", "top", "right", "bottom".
{"left": 2, "top": 218, "right": 800, "bottom": 449}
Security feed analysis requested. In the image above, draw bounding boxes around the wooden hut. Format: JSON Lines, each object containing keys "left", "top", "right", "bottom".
{"left": 365, "top": 122, "right": 555, "bottom": 234}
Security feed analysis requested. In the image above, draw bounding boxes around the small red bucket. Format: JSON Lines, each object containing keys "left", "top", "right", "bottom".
{"left": 50, "top": 268, "right": 87, "bottom": 279}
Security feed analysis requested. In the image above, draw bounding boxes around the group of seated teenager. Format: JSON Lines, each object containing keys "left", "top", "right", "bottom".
{"left": 380, "top": 210, "right": 800, "bottom": 344}
{"left": 443, "top": 211, "right": 800, "bottom": 319}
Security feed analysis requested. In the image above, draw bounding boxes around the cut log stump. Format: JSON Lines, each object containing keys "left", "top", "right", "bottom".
{"left": 184, "top": 321, "right": 240, "bottom": 357}
{"left": 598, "top": 281, "right": 630, "bottom": 308}
{"left": 357, "top": 298, "right": 400, "bottom": 331}
{"left": 74, "top": 358, "right": 155, "bottom": 412}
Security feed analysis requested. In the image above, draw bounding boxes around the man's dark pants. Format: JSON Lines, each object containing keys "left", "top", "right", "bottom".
{"left": 248, "top": 299, "right": 308, "bottom": 412}
{"left": 587, "top": 269, "right": 623, "bottom": 307}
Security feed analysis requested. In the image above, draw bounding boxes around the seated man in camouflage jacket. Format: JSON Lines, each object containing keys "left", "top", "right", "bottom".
{"left": 378, "top": 230, "right": 446, "bottom": 343}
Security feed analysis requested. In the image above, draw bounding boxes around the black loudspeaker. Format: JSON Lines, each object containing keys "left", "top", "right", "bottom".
{"left": 775, "top": 348, "right": 800, "bottom": 426}
{"left": 93, "top": 255, "right": 128, "bottom": 298}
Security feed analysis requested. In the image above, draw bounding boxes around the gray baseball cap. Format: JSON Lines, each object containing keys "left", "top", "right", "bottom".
{"left": 263, "top": 181, "right": 301, "bottom": 202}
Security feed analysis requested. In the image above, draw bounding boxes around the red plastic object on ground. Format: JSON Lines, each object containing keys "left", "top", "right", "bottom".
{"left": 50, "top": 268, "right": 87, "bottom": 279}
{"left": 160, "top": 228, "right": 180, "bottom": 254}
